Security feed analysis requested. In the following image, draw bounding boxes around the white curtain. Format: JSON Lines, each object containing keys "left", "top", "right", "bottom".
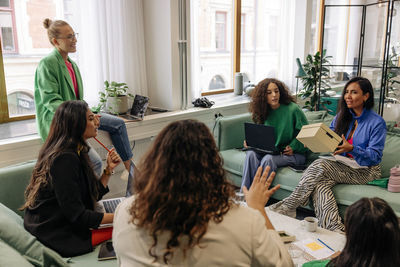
{"left": 278, "top": 0, "right": 296, "bottom": 91}
{"left": 73, "top": 0, "right": 148, "bottom": 107}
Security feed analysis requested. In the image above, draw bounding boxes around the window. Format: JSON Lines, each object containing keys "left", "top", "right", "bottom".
{"left": 215, "top": 11, "right": 227, "bottom": 50}
{"left": 208, "top": 75, "right": 225, "bottom": 90}
{"left": 240, "top": 1, "right": 283, "bottom": 86}
{"left": 0, "top": 0, "right": 17, "bottom": 54}
{"left": 191, "top": 0, "right": 233, "bottom": 95}
{"left": 0, "top": 0, "right": 146, "bottom": 124}
{"left": 192, "top": 0, "right": 313, "bottom": 96}
{"left": 0, "top": 0, "right": 56, "bottom": 123}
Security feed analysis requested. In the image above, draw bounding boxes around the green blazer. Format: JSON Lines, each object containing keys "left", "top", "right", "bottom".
{"left": 34, "top": 49, "right": 84, "bottom": 141}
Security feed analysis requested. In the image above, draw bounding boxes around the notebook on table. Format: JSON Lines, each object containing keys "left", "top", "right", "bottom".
{"left": 243, "top": 123, "right": 280, "bottom": 155}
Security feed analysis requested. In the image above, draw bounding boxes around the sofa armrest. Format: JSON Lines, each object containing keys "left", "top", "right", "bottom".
{"left": 214, "top": 113, "right": 252, "bottom": 151}
{"left": 0, "top": 160, "right": 36, "bottom": 216}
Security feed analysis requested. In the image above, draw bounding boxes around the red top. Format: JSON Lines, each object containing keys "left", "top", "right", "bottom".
{"left": 65, "top": 60, "right": 79, "bottom": 99}
{"left": 347, "top": 137, "right": 354, "bottom": 158}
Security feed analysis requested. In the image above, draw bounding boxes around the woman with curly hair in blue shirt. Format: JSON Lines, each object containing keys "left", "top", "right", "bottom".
{"left": 270, "top": 77, "right": 386, "bottom": 232}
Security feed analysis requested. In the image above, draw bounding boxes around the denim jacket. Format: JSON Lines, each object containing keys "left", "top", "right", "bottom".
{"left": 330, "top": 108, "right": 386, "bottom": 166}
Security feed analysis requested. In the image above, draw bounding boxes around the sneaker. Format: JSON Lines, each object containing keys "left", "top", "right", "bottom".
{"left": 269, "top": 202, "right": 296, "bottom": 218}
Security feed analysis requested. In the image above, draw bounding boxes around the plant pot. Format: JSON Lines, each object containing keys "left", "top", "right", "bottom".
{"left": 106, "top": 95, "right": 129, "bottom": 114}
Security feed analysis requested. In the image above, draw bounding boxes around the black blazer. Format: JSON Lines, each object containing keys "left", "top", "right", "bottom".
{"left": 24, "top": 151, "right": 109, "bottom": 257}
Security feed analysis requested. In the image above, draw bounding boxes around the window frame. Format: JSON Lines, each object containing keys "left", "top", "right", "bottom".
{"left": 215, "top": 11, "right": 227, "bottom": 51}
{"left": 201, "top": 0, "right": 242, "bottom": 96}
{"left": 0, "top": 0, "right": 33, "bottom": 123}
{"left": 0, "top": 0, "right": 19, "bottom": 54}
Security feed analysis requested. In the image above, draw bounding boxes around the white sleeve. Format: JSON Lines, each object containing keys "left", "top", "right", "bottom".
{"left": 251, "top": 211, "right": 294, "bottom": 267}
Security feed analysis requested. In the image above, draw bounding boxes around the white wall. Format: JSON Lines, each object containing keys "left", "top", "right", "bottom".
{"left": 143, "top": 0, "right": 181, "bottom": 110}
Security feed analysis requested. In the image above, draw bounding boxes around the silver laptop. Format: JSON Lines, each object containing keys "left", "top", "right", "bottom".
{"left": 96, "top": 160, "right": 135, "bottom": 228}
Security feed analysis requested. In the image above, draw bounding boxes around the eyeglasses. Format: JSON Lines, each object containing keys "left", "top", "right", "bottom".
{"left": 57, "top": 33, "right": 79, "bottom": 40}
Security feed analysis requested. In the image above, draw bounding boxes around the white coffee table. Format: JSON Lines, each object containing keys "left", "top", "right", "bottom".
{"left": 265, "top": 207, "right": 346, "bottom": 266}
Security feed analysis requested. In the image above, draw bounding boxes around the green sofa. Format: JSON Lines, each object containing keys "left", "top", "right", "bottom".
{"left": 0, "top": 160, "right": 118, "bottom": 267}
{"left": 214, "top": 111, "right": 400, "bottom": 218}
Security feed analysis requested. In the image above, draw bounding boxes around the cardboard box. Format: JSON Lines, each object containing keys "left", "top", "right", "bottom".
{"left": 296, "top": 123, "right": 341, "bottom": 153}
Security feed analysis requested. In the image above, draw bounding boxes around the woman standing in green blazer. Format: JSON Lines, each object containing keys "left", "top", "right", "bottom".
{"left": 34, "top": 19, "right": 133, "bottom": 177}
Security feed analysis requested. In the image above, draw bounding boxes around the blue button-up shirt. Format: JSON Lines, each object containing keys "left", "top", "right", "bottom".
{"left": 330, "top": 108, "right": 386, "bottom": 166}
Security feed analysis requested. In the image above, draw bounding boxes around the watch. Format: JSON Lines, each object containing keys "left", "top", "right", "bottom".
{"left": 103, "top": 168, "right": 114, "bottom": 176}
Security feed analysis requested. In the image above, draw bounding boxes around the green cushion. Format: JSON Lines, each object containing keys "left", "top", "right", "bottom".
{"left": 332, "top": 184, "right": 400, "bottom": 217}
{"left": 0, "top": 202, "right": 68, "bottom": 267}
{"left": 0, "top": 240, "right": 34, "bottom": 267}
{"left": 0, "top": 202, "right": 23, "bottom": 225}
{"left": 380, "top": 131, "right": 400, "bottom": 178}
{"left": 0, "top": 160, "right": 36, "bottom": 216}
{"left": 215, "top": 113, "right": 252, "bottom": 151}
{"left": 304, "top": 110, "right": 327, "bottom": 121}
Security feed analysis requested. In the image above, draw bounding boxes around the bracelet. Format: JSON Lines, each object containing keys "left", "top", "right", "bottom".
{"left": 103, "top": 168, "right": 114, "bottom": 176}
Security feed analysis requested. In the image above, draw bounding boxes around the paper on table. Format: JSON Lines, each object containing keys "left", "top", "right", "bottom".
{"left": 319, "top": 154, "right": 367, "bottom": 169}
{"left": 293, "top": 238, "right": 336, "bottom": 260}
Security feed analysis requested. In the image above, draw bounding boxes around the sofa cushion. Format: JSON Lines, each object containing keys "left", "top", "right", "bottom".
{"left": 0, "top": 160, "right": 36, "bottom": 216}
{"left": 0, "top": 203, "right": 68, "bottom": 267}
{"left": 333, "top": 184, "right": 400, "bottom": 217}
{"left": 380, "top": 130, "right": 400, "bottom": 178}
{"left": 215, "top": 113, "right": 252, "bottom": 151}
{"left": 0, "top": 202, "right": 23, "bottom": 225}
{"left": 0, "top": 240, "right": 34, "bottom": 267}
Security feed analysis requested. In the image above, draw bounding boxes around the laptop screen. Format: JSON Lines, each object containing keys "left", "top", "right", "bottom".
{"left": 244, "top": 123, "right": 277, "bottom": 152}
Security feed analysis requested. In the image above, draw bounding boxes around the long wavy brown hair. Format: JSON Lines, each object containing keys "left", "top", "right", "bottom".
{"left": 129, "top": 119, "right": 235, "bottom": 263}
{"left": 21, "top": 100, "right": 98, "bottom": 210}
{"left": 250, "top": 78, "right": 295, "bottom": 124}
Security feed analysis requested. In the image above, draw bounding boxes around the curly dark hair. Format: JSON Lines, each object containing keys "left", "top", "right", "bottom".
{"left": 249, "top": 78, "right": 295, "bottom": 124}
{"left": 334, "top": 77, "right": 374, "bottom": 136}
{"left": 328, "top": 197, "right": 400, "bottom": 267}
{"left": 129, "top": 119, "right": 235, "bottom": 263}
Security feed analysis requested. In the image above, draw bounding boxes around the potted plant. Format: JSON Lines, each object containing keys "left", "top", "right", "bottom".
{"left": 298, "top": 50, "right": 332, "bottom": 111}
{"left": 92, "top": 81, "right": 134, "bottom": 114}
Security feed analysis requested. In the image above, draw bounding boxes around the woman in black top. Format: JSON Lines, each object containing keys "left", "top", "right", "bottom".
{"left": 22, "top": 100, "right": 121, "bottom": 257}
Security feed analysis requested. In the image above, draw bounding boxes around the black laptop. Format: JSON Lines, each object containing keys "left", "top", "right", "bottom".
{"left": 244, "top": 123, "right": 280, "bottom": 155}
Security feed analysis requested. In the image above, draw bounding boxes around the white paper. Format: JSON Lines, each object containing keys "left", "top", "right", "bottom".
{"left": 319, "top": 154, "right": 367, "bottom": 169}
{"left": 293, "top": 238, "right": 335, "bottom": 260}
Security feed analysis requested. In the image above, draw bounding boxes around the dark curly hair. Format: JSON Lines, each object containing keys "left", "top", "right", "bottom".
{"left": 129, "top": 119, "right": 235, "bottom": 263}
{"left": 250, "top": 78, "right": 295, "bottom": 124}
{"left": 328, "top": 197, "right": 400, "bottom": 267}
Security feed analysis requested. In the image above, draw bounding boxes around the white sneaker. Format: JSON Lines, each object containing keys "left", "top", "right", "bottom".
{"left": 120, "top": 169, "right": 129, "bottom": 181}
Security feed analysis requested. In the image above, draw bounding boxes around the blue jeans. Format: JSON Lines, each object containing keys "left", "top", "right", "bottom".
{"left": 241, "top": 150, "right": 306, "bottom": 191}
{"left": 99, "top": 113, "right": 133, "bottom": 162}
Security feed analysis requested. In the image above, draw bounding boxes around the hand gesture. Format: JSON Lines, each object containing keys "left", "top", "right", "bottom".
{"left": 333, "top": 134, "right": 353, "bottom": 155}
{"left": 105, "top": 148, "right": 121, "bottom": 172}
{"left": 242, "top": 166, "right": 280, "bottom": 211}
{"left": 283, "top": 145, "right": 293, "bottom": 155}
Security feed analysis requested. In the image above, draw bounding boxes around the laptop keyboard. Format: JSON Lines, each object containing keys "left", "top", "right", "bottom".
{"left": 103, "top": 199, "right": 122, "bottom": 213}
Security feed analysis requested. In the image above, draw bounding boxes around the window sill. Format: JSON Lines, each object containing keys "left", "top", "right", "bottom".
{"left": 0, "top": 94, "right": 250, "bottom": 167}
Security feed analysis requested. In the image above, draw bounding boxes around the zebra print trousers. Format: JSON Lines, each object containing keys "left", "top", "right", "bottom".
{"left": 273, "top": 159, "right": 380, "bottom": 231}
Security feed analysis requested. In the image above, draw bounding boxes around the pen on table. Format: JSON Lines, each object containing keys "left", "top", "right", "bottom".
{"left": 94, "top": 137, "right": 111, "bottom": 152}
{"left": 317, "top": 238, "right": 335, "bottom": 252}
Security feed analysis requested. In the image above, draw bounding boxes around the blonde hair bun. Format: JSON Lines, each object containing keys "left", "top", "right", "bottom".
{"left": 43, "top": 18, "right": 52, "bottom": 29}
